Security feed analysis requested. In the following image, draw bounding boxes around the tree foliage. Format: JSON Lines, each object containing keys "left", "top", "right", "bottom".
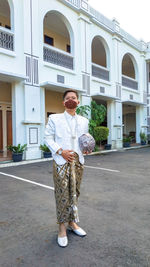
{"left": 76, "top": 105, "right": 91, "bottom": 118}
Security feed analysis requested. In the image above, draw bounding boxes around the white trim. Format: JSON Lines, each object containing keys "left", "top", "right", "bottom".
{"left": 43, "top": 43, "right": 73, "bottom": 58}
{"left": 0, "top": 48, "right": 16, "bottom": 57}
{"left": 0, "top": 26, "right": 14, "bottom": 34}
{"left": 0, "top": 70, "right": 26, "bottom": 82}
{"left": 122, "top": 86, "right": 140, "bottom": 94}
{"left": 91, "top": 77, "right": 111, "bottom": 86}
{"left": 122, "top": 100, "right": 145, "bottom": 106}
{"left": 92, "top": 62, "right": 109, "bottom": 71}
{"left": 122, "top": 74, "right": 138, "bottom": 82}
{"left": 43, "top": 61, "right": 76, "bottom": 75}
{"left": 91, "top": 92, "right": 119, "bottom": 100}
{"left": 40, "top": 81, "right": 86, "bottom": 93}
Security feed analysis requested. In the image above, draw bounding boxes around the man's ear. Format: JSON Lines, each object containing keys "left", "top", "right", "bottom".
{"left": 62, "top": 101, "right": 65, "bottom": 107}
{"left": 78, "top": 100, "right": 80, "bottom": 105}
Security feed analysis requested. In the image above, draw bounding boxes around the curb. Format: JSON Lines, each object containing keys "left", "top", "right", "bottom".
{"left": 0, "top": 145, "right": 150, "bottom": 168}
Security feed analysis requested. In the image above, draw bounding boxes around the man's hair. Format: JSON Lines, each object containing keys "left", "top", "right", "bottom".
{"left": 63, "top": 90, "right": 79, "bottom": 100}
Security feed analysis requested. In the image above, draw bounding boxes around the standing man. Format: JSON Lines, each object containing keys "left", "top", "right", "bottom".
{"left": 45, "top": 90, "right": 89, "bottom": 247}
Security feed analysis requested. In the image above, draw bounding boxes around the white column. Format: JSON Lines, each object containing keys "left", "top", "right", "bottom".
{"left": 136, "top": 105, "right": 146, "bottom": 143}
{"left": 78, "top": 15, "right": 91, "bottom": 94}
{"left": 23, "top": 84, "right": 42, "bottom": 160}
{"left": 12, "top": 82, "right": 25, "bottom": 146}
{"left": 80, "top": 94, "right": 91, "bottom": 119}
{"left": 107, "top": 100, "right": 115, "bottom": 146}
{"left": 112, "top": 35, "right": 122, "bottom": 98}
{"left": 81, "top": 94, "right": 91, "bottom": 106}
{"left": 107, "top": 100, "right": 123, "bottom": 148}
{"left": 40, "top": 87, "right": 45, "bottom": 145}
{"left": 2, "top": 105, "right": 7, "bottom": 153}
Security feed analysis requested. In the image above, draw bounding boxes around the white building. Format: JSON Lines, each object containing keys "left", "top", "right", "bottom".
{"left": 0, "top": 0, "right": 149, "bottom": 161}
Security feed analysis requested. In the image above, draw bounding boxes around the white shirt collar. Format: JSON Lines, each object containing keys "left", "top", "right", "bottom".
{"left": 64, "top": 110, "right": 76, "bottom": 120}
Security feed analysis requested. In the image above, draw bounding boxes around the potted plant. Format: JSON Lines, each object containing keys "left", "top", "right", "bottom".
{"left": 40, "top": 144, "right": 52, "bottom": 158}
{"left": 140, "top": 132, "right": 147, "bottom": 145}
{"left": 93, "top": 126, "right": 109, "bottom": 149}
{"left": 123, "top": 136, "right": 133, "bottom": 148}
{"left": 104, "top": 143, "right": 112, "bottom": 150}
{"left": 7, "top": 144, "right": 27, "bottom": 162}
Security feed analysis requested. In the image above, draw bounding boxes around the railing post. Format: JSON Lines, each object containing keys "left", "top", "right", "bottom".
{"left": 43, "top": 45, "right": 74, "bottom": 70}
{"left": 80, "top": 0, "right": 89, "bottom": 11}
{"left": 0, "top": 28, "right": 14, "bottom": 51}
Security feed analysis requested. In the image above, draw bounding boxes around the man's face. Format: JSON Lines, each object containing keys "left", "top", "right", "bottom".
{"left": 63, "top": 92, "right": 80, "bottom": 108}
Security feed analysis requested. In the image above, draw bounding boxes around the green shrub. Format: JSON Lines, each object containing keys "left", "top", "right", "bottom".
{"left": 40, "top": 144, "right": 51, "bottom": 152}
{"left": 93, "top": 126, "right": 109, "bottom": 144}
{"left": 76, "top": 105, "right": 91, "bottom": 118}
{"left": 89, "top": 101, "right": 106, "bottom": 137}
{"left": 7, "top": 144, "right": 27, "bottom": 153}
{"left": 140, "top": 132, "right": 147, "bottom": 142}
{"left": 91, "top": 101, "right": 106, "bottom": 125}
{"left": 123, "top": 136, "right": 133, "bottom": 143}
{"left": 76, "top": 101, "right": 107, "bottom": 142}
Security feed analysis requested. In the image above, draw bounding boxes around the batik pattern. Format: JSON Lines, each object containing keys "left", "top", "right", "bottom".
{"left": 53, "top": 153, "right": 84, "bottom": 224}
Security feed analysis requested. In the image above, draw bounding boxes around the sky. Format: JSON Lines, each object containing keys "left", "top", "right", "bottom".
{"left": 88, "top": 0, "right": 150, "bottom": 43}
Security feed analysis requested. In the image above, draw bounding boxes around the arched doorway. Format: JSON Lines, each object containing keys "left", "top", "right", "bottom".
{"left": 91, "top": 36, "right": 110, "bottom": 81}
{"left": 0, "top": 81, "right": 12, "bottom": 161}
{"left": 43, "top": 11, "right": 74, "bottom": 70}
{"left": 122, "top": 53, "right": 138, "bottom": 90}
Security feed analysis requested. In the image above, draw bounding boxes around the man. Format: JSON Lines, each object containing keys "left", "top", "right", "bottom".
{"left": 45, "top": 89, "right": 90, "bottom": 247}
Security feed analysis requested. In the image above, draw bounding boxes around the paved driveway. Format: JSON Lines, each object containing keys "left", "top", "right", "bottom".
{"left": 0, "top": 147, "right": 150, "bottom": 267}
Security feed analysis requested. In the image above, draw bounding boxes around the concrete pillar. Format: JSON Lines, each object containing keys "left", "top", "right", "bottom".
{"left": 81, "top": 94, "right": 91, "bottom": 106}
{"left": 136, "top": 105, "right": 145, "bottom": 143}
{"left": 12, "top": 82, "right": 25, "bottom": 147}
{"left": 23, "top": 84, "right": 42, "bottom": 160}
{"left": 80, "top": 94, "right": 91, "bottom": 119}
{"left": 112, "top": 35, "right": 122, "bottom": 98}
{"left": 107, "top": 100, "right": 123, "bottom": 148}
{"left": 78, "top": 15, "right": 91, "bottom": 94}
{"left": 40, "top": 87, "right": 46, "bottom": 145}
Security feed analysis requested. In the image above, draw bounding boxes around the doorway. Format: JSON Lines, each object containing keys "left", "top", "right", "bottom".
{"left": 7, "top": 110, "right": 12, "bottom": 146}
{"left": 0, "top": 110, "right": 3, "bottom": 151}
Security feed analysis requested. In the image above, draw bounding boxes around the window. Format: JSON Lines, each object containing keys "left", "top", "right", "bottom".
{"left": 44, "top": 35, "right": 54, "bottom": 46}
{"left": 47, "top": 112, "right": 55, "bottom": 117}
{"left": 5, "top": 25, "right": 11, "bottom": 30}
{"left": 66, "top": 44, "right": 71, "bottom": 53}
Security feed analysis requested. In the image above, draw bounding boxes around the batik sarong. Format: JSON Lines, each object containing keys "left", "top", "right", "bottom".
{"left": 53, "top": 153, "right": 84, "bottom": 224}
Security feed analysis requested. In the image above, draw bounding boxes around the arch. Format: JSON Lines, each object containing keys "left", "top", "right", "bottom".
{"left": 122, "top": 53, "right": 138, "bottom": 80}
{"left": 91, "top": 36, "right": 110, "bottom": 69}
{"left": 43, "top": 10, "right": 74, "bottom": 54}
{"left": 7, "top": 0, "right": 14, "bottom": 30}
{"left": 0, "top": 0, "right": 14, "bottom": 30}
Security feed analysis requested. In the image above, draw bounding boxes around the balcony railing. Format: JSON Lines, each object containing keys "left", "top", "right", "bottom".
{"left": 66, "top": 0, "right": 80, "bottom": 8}
{"left": 92, "top": 63, "right": 109, "bottom": 81}
{"left": 65, "top": 0, "right": 88, "bottom": 10}
{"left": 89, "top": 6, "right": 114, "bottom": 31}
{"left": 122, "top": 75, "right": 138, "bottom": 90}
{"left": 0, "top": 27, "right": 14, "bottom": 51}
{"left": 43, "top": 44, "right": 74, "bottom": 70}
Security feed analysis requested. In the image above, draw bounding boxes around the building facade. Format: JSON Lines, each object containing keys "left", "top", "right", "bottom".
{"left": 0, "top": 0, "right": 149, "bottom": 160}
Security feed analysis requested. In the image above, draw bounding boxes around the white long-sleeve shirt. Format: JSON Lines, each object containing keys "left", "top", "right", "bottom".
{"left": 44, "top": 111, "right": 89, "bottom": 165}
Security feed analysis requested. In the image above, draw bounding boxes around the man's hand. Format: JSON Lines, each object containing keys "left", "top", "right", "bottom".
{"left": 61, "top": 150, "right": 75, "bottom": 162}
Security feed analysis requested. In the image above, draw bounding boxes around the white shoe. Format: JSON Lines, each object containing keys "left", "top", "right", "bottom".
{"left": 57, "top": 235, "right": 68, "bottom": 247}
{"left": 69, "top": 227, "right": 87, "bottom": 237}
